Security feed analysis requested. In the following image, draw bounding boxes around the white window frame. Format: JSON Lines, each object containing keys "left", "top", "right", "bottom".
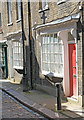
{"left": 13, "top": 41, "right": 23, "bottom": 69}
{"left": 41, "top": 33, "right": 64, "bottom": 78}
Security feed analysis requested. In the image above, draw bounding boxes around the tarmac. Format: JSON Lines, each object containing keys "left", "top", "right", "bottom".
{"left": 0, "top": 79, "right": 84, "bottom": 119}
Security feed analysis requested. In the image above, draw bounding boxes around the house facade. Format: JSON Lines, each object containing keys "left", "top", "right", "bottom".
{"left": 1, "top": 1, "right": 31, "bottom": 85}
{"left": 0, "top": 2, "right": 8, "bottom": 79}
{"left": 1, "top": 0, "right": 84, "bottom": 107}
{"left": 30, "top": 1, "right": 84, "bottom": 106}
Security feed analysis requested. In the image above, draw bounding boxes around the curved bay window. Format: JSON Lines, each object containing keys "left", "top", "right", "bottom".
{"left": 41, "top": 33, "right": 64, "bottom": 77}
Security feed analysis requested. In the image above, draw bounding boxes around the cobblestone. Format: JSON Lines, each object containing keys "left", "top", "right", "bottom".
{"left": 2, "top": 91, "right": 46, "bottom": 119}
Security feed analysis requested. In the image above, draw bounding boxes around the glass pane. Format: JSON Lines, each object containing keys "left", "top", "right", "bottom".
{"left": 45, "top": 63, "right": 48, "bottom": 71}
{"left": 45, "top": 45, "right": 47, "bottom": 53}
{"left": 43, "top": 36, "right": 45, "bottom": 44}
{"left": 54, "top": 44, "right": 58, "bottom": 53}
{"left": 42, "top": 54, "right": 45, "bottom": 61}
{"left": 50, "top": 34, "right": 53, "bottom": 43}
{"left": 59, "top": 64, "right": 63, "bottom": 74}
{"left": 47, "top": 44, "right": 50, "bottom": 53}
{"left": 47, "top": 63, "right": 50, "bottom": 71}
{"left": 59, "top": 44, "right": 62, "bottom": 52}
{"left": 42, "top": 62, "right": 45, "bottom": 70}
{"left": 51, "top": 45, "right": 53, "bottom": 53}
{"left": 47, "top": 54, "right": 50, "bottom": 62}
{"left": 54, "top": 64, "right": 58, "bottom": 73}
{"left": 19, "top": 47, "right": 21, "bottom": 53}
{"left": 45, "top": 36, "right": 47, "bottom": 44}
{"left": 45, "top": 54, "right": 47, "bottom": 62}
{"left": 55, "top": 54, "right": 58, "bottom": 63}
{"left": 58, "top": 37, "right": 62, "bottom": 43}
{"left": 51, "top": 54, "right": 54, "bottom": 62}
{"left": 59, "top": 54, "right": 63, "bottom": 63}
{"left": 54, "top": 34, "right": 58, "bottom": 43}
{"left": 51, "top": 64, "right": 54, "bottom": 73}
{"left": 42, "top": 45, "right": 45, "bottom": 52}
{"left": 47, "top": 35, "right": 49, "bottom": 43}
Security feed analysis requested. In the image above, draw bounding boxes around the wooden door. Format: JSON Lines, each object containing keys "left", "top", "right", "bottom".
{"left": 69, "top": 44, "right": 77, "bottom": 97}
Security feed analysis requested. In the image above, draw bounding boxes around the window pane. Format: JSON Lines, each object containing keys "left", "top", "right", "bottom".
{"left": 47, "top": 63, "right": 50, "bottom": 71}
{"left": 42, "top": 54, "right": 45, "bottom": 61}
{"left": 47, "top": 35, "right": 49, "bottom": 43}
{"left": 54, "top": 34, "right": 58, "bottom": 43}
{"left": 51, "top": 45, "right": 53, "bottom": 53}
{"left": 43, "top": 36, "right": 45, "bottom": 44}
{"left": 47, "top": 44, "right": 49, "bottom": 53}
{"left": 59, "top": 54, "right": 63, "bottom": 63}
{"left": 55, "top": 54, "right": 58, "bottom": 63}
{"left": 51, "top": 64, "right": 54, "bottom": 72}
{"left": 54, "top": 64, "right": 58, "bottom": 73}
{"left": 51, "top": 54, "right": 54, "bottom": 62}
{"left": 45, "top": 54, "right": 47, "bottom": 62}
{"left": 50, "top": 34, "right": 53, "bottom": 43}
{"left": 47, "top": 54, "right": 50, "bottom": 62}
{"left": 58, "top": 37, "right": 62, "bottom": 43}
{"left": 42, "top": 45, "right": 45, "bottom": 52}
{"left": 45, "top": 45, "right": 47, "bottom": 53}
{"left": 45, "top": 35, "right": 48, "bottom": 44}
{"left": 54, "top": 44, "right": 58, "bottom": 53}
{"left": 59, "top": 44, "right": 62, "bottom": 52}
{"left": 8, "top": 1, "right": 12, "bottom": 23}
{"left": 59, "top": 64, "right": 63, "bottom": 73}
{"left": 17, "top": 2, "right": 21, "bottom": 19}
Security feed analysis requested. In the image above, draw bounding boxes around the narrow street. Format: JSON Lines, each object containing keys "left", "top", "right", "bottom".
{"left": 1, "top": 90, "right": 47, "bottom": 119}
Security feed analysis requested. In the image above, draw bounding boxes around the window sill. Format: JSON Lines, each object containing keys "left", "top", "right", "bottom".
{"left": 13, "top": 66, "right": 23, "bottom": 70}
{"left": 7, "top": 22, "right": 13, "bottom": 26}
{"left": 42, "top": 71, "right": 63, "bottom": 78}
{"left": 57, "top": 0, "right": 67, "bottom": 5}
{"left": 16, "top": 19, "right": 22, "bottom": 23}
{"left": 39, "top": 6, "right": 49, "bottom": 13}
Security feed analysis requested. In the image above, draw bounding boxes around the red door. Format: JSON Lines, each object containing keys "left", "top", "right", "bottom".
{"left": 69, "top": 44, "right": 77, "bottom": 97}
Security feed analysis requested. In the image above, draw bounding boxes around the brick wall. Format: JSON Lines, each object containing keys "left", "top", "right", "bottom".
{"left": 31, "top": 1, "right": 82, "bottom": 94}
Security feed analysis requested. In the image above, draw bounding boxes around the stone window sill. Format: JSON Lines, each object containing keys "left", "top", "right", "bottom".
{"left": 39, "top": 6, "right": 49, "bottom": 13}
{"left": 57, "top": 0, "right": 67, "bottom": 5}
{"left": 7, "top": 22, "right": 13, "bottom": 26}
{"left": 16, "top": 19, "right": 21, "bottom": 23}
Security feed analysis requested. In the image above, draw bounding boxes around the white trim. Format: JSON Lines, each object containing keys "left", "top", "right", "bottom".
{"left": 33, "top": 13, "right": 80, "bottom": 30}
{"left": 16, "top": 19, "right": 21, "bottom": 23}
{"left": 57, "top": 0, "right": 67, "bottom": 5}
{"left": 7, "top": 22, "right": 13, "bottom": 26}
{"left": 42, "top": 71, "right": 63, "bottom": 78}
{"left": 0, "top": 40, "right": 7, "bottom": 43}
{"left": 4, "top": 30, "right": 22, "bottom": 38}
{"left": 13, "top": 66, "right": 23, "bottom": 70}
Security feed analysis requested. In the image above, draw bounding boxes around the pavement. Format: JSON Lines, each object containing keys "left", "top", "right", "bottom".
{"left": 0, "top": 79, "right": 84, "bottom": 119}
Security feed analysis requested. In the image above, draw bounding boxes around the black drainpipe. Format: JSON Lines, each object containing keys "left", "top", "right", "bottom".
{"left": 21, "top": 1, "right": 28, "bottom": 92}
{"left": 28, "top": 0, "right": 33, "bottom": 89}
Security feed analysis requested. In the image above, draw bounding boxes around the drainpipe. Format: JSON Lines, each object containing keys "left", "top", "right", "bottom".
{"left": 81, "top": 3, "right": 84, "bottom": 106}
{"left": 28, "top": 0, "right": 33, "bottom": 89}
{"left": 21, "top": 1, "right": 28, "bottom": 92}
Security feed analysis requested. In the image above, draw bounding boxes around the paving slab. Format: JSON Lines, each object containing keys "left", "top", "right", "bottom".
{"left": 0, "top": 80, "right": 84, "bottom": 119}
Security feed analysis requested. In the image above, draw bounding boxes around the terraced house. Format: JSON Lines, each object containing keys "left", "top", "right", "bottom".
{"left": 0, "top": 3, "right": 8, "bottom": 79}
{"left": 1, "top": 0, "right": 84, "bottom": 107}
